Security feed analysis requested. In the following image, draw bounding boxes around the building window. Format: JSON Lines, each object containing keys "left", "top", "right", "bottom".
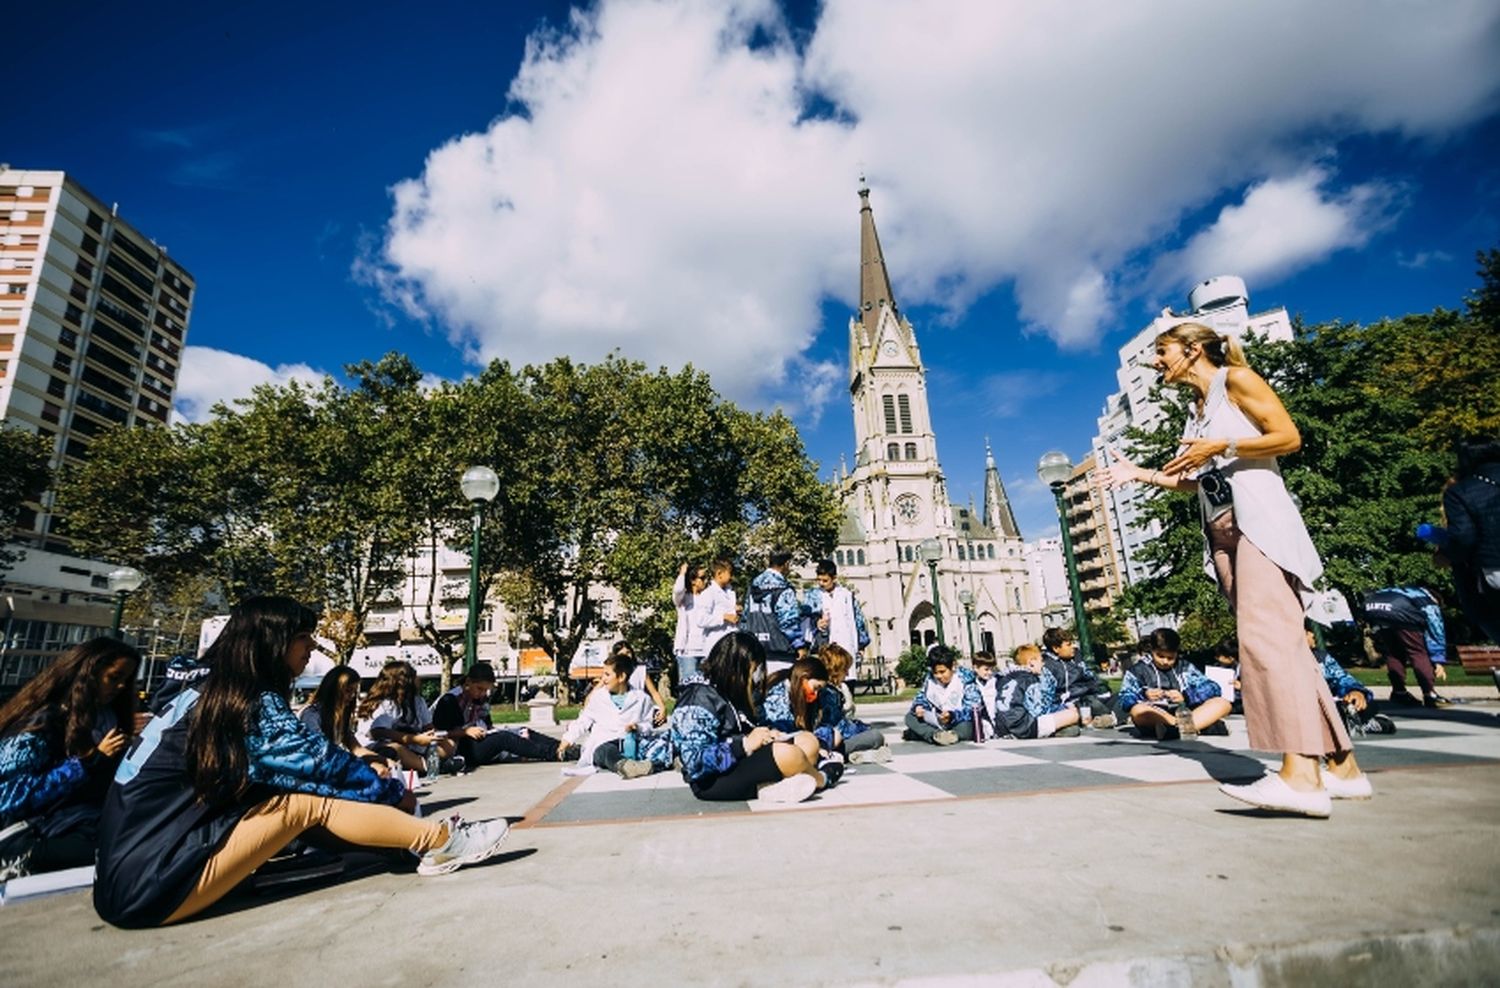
{"left": 904, "top": 442, "right": 917, "bottom": 460}
{"left": 835, "top": 549, "right": 844, "bottom": 566}
{"left": 9, "top": 211, "right": 28, "bottom": 222}
{"left": 856, "top": 550, "right": 865, "bottom": 565}
{"left": 6, "top": 284, "right": 24, "bottom": 295}
{"left": 887, "top": 443, "right": 899, "bottom": 461}
{"left": 897, "top": 394, "right": 912, "bottom": 433}
{"left": 882, "top": 395, "right": 897, "bottom": 433}
{"left": 1013, "top": 588, "right": 1022, "bottom": 608}
{"left": 987, "top": 544, "right": 995, "bottom": 559}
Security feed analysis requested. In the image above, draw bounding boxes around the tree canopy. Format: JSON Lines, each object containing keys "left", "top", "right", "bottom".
{"left": 0, "top": 427, "right": 53, "bottom": 578}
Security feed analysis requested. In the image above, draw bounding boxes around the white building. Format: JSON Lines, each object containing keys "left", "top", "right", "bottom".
{"left": 1092, "top": 276, "right": 1293, "bottom": 594}
{"left": 829, "top": 185, "right": 1042, "bottom": 659}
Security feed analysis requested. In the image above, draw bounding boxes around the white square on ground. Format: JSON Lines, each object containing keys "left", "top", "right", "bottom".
{"left": 572, "top": 768, "right": 690, "bottom": 794}
{"left": 1360, "top": 734, "right": 1500, "bottom": 759}
{"left": 1071, "top": 753, "right": 1278, "bottom": 784}
{"left": 888, "top": 747, "right": 1045, "bottom": 774}
{"left": 747, "top": 771, "right": 954, "bottom": 812}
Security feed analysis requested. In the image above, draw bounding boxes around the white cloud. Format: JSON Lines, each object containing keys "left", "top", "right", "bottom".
{"left": 1396, "top": 249, "right": 1455, "bottom": 270}
{"left": 173, "top": 346, "right": 325, "bottom": 424}
{"left": 1151, "top": 167, "right": 1402, "bottom": 291}
{"left": 365, "top": 0, "right": 1500, "bottom": 402}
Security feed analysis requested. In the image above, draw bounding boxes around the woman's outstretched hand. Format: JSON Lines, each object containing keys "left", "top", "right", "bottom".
{"left": 1099, "top": 445, "right": 1144, "bottom": 490}
{"left": 1163, "top": 438, "right": 1223, "bottom": 476}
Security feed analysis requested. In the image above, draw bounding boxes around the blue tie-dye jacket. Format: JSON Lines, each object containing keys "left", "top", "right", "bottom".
{"left": 910, "top": 665, "right": 983, "bottom": 722}
{"left": 801, "top": 584, "right": 871, "bottom": 651}
{"left": 749, "top": 569, "right": 807, "bottom": 651}
{"left": 757, "top": 680, "right": 839, "bottom": 750}
{"left": 243, "top": 691, "right": 406, "bottom": 805}
{"left": 0, "top": 710, "right": 96, "bottom": 826}
{"left": 670, "top": 681, "right": 753, "bottom": 783}
{"left": 1117, "top": 659, "right": 1221, "bottom": 713}
{"left": 1315, "top": 650, "right": 1373, "bottom": 703}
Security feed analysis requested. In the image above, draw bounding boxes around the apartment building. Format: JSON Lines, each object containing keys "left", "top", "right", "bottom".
{"left": 1, "top": 167, "right": 192, "bottom": 545}
{"left": 1061, "top": 453, "right": 1125, "bottom": 615}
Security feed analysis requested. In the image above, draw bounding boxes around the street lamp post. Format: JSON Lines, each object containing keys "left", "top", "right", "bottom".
{"left": 919, "top": 538, "right": 945, "bottom": 648}
{"left": 460, "top": 466, "right": 501, "bottom": 674}
{"left": 958, "top": 588, "right": 976, "bottom": 660}
{"left": 107, "top": 566, "right": 145, "bottom": 638}
{"left": 1036, "top": 452, "right": 1093, "bottom": 663}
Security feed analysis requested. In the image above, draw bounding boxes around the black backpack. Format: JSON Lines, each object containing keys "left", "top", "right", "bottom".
{"left": 742, "top": 581, "right": 796, "bottom": 661}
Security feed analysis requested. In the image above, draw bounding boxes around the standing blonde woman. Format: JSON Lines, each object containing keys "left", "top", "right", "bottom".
{"left": 1103, "top": 322, "right": 1367, "bottom": 817}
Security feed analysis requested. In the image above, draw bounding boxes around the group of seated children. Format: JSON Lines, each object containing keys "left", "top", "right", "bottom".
{"left": 1117, "top": 628, "right": 1232, "bottom": 739}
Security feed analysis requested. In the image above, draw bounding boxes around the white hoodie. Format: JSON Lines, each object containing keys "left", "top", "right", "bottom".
{"left": 561, "top": 685, "right": 659, "bottom": 767}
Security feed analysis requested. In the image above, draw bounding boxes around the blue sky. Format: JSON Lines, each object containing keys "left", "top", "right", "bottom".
{"left": 11, "top": 1, "right": 1500, "bottom": 538}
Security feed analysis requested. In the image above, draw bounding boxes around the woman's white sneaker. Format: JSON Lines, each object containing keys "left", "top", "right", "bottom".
{"left": 756, "top": 775, "right": 817, "bottom": 805}
{"left": 417, "top": 816, "right": 511, "bottom": 876}
{"left": 1218, "top": 773, "right": 1331, "bottom": 818}
{"left": 1320, "top": 769, "right": 1374, "bottom": 800}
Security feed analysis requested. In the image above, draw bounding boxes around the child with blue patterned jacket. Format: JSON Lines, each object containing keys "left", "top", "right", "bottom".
{"left": 759, "top": 656, "right": 841, "bottom": 752}
{"left": 904, "top": 646, "right": 982, "bottom": 746}
{"left": 1, "top": 638, "right": 142, "bottom": 879}
{"left": 670, "top": 632, "right": 833, "bottom": 804}
{"left": 816, "top": 643, "right": 891, "bottom": 763}
{"left": 1307, "top": 630, "right": 1395, "bottom": 736}
{"left": 1118, "top": 628, "right": 1231, "bottom": 740}
{"left": 93, "top": 596, "right": 513, "bottom": 929}
{"left": 988, "top": 644, "right": 1083, "bottom": 740}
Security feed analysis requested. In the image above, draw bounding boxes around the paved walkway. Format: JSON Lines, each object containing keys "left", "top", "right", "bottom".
{"left": 1, "top": 696, "right": 1497, "bottom": 986}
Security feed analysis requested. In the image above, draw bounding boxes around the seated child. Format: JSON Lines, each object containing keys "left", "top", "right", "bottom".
{"left": 989, "top": 644, "right": 1082, "bottom": 740}
{"left": 972, "top": 650, "right": 1000, "bottom": 740}
{"left": 300, "top": 666, "right": 396, "bottom": 777}
{"left": 1207, "top": 638, "right": 1243, "bottom": 715}
{"left": 760, "top": 656, "right": 839, "bottom": 753}
{"left": 1117, "top": 628, "right": 1232, "bottom": 739}
{"left": 1307, "top": 630, "right": 1395, "bottom": 736}
{"left": 356, "top": 661, "right": 463, "bottom": 777}
{"left": 432, "top": 662, "right": 566, "bottom": 768}
{"left": 560, "top": 652, "right": 670, "bottom": 779}
{"left": 670, "top": 632, "right": 832, "bottom": 803}
{"left": 606, "top": 641, "right": 668, "bottom": 727}
{"left": 0, "top": 638, "right": 141, "bottom": 879}
{"left": 904, "top": 646, "right": 981, "bottom": 746}
{"left": 817, "top": 644, "right": 890, "bottom": 764}
{"left": 1040, "top": 628, "right": 1116, "bottom": 728}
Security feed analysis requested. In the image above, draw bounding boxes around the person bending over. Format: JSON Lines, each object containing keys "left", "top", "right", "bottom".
{"left": 0, "top": 638, "right": 141, "bottom": 879}
{"left": 561, "top": 652, "right": 670, "bottom": 779}
{"left": 93, "top": 596, "right": 511, "bottom": 928}
{"left": 905, "top": 646, "right": 981, "bottom": 746}
{"left": 669, "top": 632, "right": 830, "bottom": 804}
{"left": 1117, "top": 628, "right": 1231, "bottom": 740}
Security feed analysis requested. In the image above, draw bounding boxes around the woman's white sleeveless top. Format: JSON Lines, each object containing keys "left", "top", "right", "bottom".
{"left": 1185, "top": 366, "right": 1323, "bottom": 606}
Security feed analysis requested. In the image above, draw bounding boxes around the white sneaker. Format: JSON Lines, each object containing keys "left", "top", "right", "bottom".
{"left": 417, "top": 816, "right": 512, "bottom": 876}
{"left": 756, "top": 775, "right": 817, "bottom": 805}
{"left": 1320, "top": 768, "right": 1374, "bottom": 800}
{"left": 1218, "top": 774, "right": 1331, "bottom": 818}
{"left": 932, "top": 730, "right": 960, "bottom": 746}
{"left": 848, "top": 745, "right": 892, "bottom": 765}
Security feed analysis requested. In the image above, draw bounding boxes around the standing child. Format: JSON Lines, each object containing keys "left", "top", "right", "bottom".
{"left": 693, "top": 558, "right": 741, "bottom": 656}
{"left": 560, "top": 651, "right": 670, "bottom": 779}
{"left": 904, "top": 646, "right": 981, "bottom": 746}
{"left": 1117, "top": 628, "right": 1232, "bottom": 740}
{"left": 672, "top": 562, "right": 710, "bottom": 688}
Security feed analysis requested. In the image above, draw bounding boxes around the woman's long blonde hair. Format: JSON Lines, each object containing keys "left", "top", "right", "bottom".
{"left": 1155, "top": 322, "right": 1248, "bottom": 369}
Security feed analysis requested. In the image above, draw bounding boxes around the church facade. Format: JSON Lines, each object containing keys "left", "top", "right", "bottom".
{"left": 825, "top": 185, "right": 1043, "bottom": 664}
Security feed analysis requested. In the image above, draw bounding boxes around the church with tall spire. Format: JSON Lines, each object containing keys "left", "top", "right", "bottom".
{"left": 826, "top": 181, "right": 1041, "bottom": 661}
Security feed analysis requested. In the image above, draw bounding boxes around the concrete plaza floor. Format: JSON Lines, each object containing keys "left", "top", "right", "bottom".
{"left": 2, "top": 694, "right": 1498, "bottom": 987}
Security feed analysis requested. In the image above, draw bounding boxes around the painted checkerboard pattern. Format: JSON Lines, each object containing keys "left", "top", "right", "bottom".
{"left": 528, "top": 708, "right": 1500, "bottom": 826}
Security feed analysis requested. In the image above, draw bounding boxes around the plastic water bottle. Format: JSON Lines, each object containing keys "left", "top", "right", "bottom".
{"left": 622, "top": 728, "right": 639, "bottom": 760}
{"left": 424, "top": 746, "right": 441, "bottom": 779}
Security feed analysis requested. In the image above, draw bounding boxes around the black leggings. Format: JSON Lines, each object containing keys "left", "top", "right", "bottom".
{"left": 458, "top": 729, "right": 561, "bottom": 766}
{"left": 689, "top": 745, "right": 784, "bottom": 801}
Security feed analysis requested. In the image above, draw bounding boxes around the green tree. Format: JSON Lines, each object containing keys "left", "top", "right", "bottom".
{"left": 0, "top": 427, "right": 52, "bottom": 577}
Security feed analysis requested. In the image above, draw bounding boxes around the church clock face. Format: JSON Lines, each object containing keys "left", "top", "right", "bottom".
{"left": 895, "top": 493, "right": 921, "bottom": 525}
{"left": 881, "top": 340, "right": 898, "bottom": 357}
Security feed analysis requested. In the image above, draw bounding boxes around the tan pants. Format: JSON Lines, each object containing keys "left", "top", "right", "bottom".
{"left": 164, "top": 794, "right": 447, "bottom": 925}
{"left": 1208, "top": 511, "right": 1350, "bottom": 758}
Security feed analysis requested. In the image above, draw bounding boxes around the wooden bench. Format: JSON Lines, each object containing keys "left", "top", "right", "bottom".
{"left": 1456, "top": 644, "right": 1500, "bottom": 691}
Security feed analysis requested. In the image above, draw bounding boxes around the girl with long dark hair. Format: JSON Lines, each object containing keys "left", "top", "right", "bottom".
{"left": 300, "top": 666, "right": 393, "bottom": 777}
{"left": 93, "top": 596, "right": 511, "bottom": 928}
{"left": 356, "top": 661, "right": 460, "bottom": 776}
{"left": 668, "top": 632, "right": 830, "bottom": 804}
{"left": 0, "top": 637, "right": 141, "bottom": 877}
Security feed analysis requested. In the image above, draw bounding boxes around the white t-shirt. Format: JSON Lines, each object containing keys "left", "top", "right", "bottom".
{"left": 355, "top": 696, "right": 433, "bottom": 747}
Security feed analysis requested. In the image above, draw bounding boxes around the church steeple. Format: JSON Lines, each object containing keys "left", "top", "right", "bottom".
{"left": 857, "top": 177, "right": 899, "bottom": 348}
{"left": 983, "top": 438, "right": 1022, "bottom": 538}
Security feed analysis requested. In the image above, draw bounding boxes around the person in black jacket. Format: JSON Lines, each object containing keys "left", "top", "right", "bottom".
{"left": 1442, "top": 438, "right": 1500, "bottom": 642}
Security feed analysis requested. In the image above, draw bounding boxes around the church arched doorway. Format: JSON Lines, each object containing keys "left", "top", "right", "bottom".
{"left": 907, "top": 601, "right": 936, "bottom": 649}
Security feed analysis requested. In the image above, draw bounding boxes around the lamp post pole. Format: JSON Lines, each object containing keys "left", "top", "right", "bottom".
{"left": 1037, "top": 453, "right": 1093, "bottom": 663}
{"left": 107, "top": 566, "right": 145, "bottom": 638}
{"left": 920, "top": 538, "right": 945, "bottom": 648}
{"left": 958, "top": 588, "right": 976, "bottom": 660}
{"left": 459, "top": 466, "right": 501, "bottom": 676}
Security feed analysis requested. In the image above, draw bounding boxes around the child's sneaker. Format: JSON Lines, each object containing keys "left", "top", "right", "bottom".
{"left": 438, "top": 755, "right": 467, "bottom": 775}
{"left": 1175, "top": 706, "right": 1199, "bottom": 739}
{"left": 617, "top": 758, "right": 654, "bottom": 780}
{"left": 848, "top": 746, "right": 892, "bottom": 764}
{"left": 417, "top": 816, "right": 511, "bottom": 876}
{"left": 932, "top": 729, "right": 960, "bottom": 746}
{"left": 817, "top": 760, "right": 845, "bottom": 788}
{"left": 1365, "top": 714, "right": 1397, "bottom": 735}
{"left": 756, "top": 775, "right": 817, "bottom": 804}
{"left": 1201, "top": 720, "right": 1230, "bottom": 737}
{"left": 1088, "top": 711, "right": 1117, "bottom": 730}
